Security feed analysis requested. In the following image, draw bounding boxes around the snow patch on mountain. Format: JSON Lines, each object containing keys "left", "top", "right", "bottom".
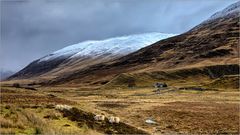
{"left": 208, "top": 1, "right": 240, "bottom": 21}
{"left": 38, "top": 32, "right": 176, "bottom": 62}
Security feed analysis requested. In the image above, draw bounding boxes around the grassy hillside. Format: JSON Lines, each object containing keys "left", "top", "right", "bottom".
{"left": 207, "top": 75, "right": 239, "bottom": 89}
{"left": 103, "top": 64, "right": 239, "bottom": 89}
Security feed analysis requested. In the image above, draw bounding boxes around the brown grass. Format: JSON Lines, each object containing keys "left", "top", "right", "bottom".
{"left": 97, "top": 103, "right": 130, "bottom": 108}
{"left": 0, "top": 105, "right": 44, "bottom": 134}
{"left": 0, "top": 86, "right": 103, "bottom": 134}
{"left": 0, "top": 87, "right": 75, "bottom": 107}
{"left": 0, "top": 116, "right": 15, "bottom": 128}
{"left": 144, "top": 101, "right": 240, "bottom": 134}
{"left": 59, "top": 107, "right": 149, "bottom": 134}
{"left": 43, "top": 110, "right": 61, "bottom": 120}
{"left": 1, "top": 75, "right": 239, "bottom": 134}
{"left": 20, "top": 109, "right": 56, "bottom": 134}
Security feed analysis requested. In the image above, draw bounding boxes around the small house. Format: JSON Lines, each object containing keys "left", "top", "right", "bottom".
{"left": 154, "top": 82, "right": 167, "bottom": 88}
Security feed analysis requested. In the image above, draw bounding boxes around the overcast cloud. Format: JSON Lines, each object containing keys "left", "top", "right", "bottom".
{"left": 0, "top": 0, "right": 238, "bottom": 71}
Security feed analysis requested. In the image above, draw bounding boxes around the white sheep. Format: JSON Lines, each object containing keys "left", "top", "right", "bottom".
{"left": 94, "top": 115, "right": 105, "bottom": 121}
{"left": 55, "top": 104, "right": 72, "bottom": 111}
{"left": 114, "top": 117, "right": 120, "bottom": 123}
{"left": 108, "top": 116, "right": 115, "bottom": 123}
{"left": 108, "top": 116, "right": 120, "bottom": 124}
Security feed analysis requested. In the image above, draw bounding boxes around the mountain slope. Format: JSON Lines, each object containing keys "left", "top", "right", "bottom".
{"left": 45, "top": 1, "right": 239, "bottom": 86}
{"left": 0, "top": 70, "right": 15, "bottom": 81}
{"left": 8, "top": 33, "right": 175, "bottom": 80}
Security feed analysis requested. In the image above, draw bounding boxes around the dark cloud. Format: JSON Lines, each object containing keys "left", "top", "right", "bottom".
{"left": 0, "top": 0, "right": 238, "bottom": 71}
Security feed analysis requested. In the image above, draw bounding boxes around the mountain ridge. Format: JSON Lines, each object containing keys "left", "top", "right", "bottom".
{"left": 6, "top": 1, "right": 240, "bottom": 87}
{"left": 44, "top": 1, "right": 239, "bottom": 86}
{"left": 8, "top": 32, "right": 176, "bottom": 80}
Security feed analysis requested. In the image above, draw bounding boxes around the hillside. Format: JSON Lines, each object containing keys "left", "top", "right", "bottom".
{"left": 1, "top": 2, "right": 240, "bottom": 134}
{"left": 45, "top": 1, "right": 239, "bottom": 86}
{"left": 6, "top": 1, "right": 240, "bottom": 87}
{"left": 8, "top": 33, "right": 175, "bottom": 81}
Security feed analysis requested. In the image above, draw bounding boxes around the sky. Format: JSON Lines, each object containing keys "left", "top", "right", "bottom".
{"left": 0, "top": 0, "right": 238, "bottom": 71}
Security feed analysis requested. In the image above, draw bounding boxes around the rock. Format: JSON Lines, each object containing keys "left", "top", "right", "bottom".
{"left": 145, "top": 119, "right": 157, "bottom": 124}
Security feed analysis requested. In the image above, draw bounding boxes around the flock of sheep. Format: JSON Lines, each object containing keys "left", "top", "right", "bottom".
{"left": 55, "top": 105, "right": 120, "bottom": 124}
{"left": 55, "top": 104, "right": 73, "bottom": 110}
{"left": 94, "top": 114, "right": 120, "bottom": 124}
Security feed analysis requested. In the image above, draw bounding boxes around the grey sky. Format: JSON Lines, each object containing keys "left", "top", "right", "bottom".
{"left": 0, "top": 0, "right": 238, "bottom": 71}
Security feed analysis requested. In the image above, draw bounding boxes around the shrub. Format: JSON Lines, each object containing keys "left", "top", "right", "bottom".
{"left": 127, "top": 78, "right": 136, "bottom": 87}
{"left": 43, "top": 111, "right": 61, "bottom": 120}
{"left": 13, "top": 83, "right": 20, "bottom": 88}
{"left": 5, "top": 105, "right": 11, "bottom": 109}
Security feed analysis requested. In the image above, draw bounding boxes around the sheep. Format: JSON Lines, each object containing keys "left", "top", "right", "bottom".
{"left": 108, "top": 116, "right": 120, "bottom": 124}
{"left": 108, "top": 116, "right": 115, "bottom": 123}
{"left": 114, "top": 117, "right": 120, "bottom": 123}
{"left": 94, "top": 115, "right": 105, "bottom": 121}
{"left": 55, "top": 104, "right": 72, "bottom": 111}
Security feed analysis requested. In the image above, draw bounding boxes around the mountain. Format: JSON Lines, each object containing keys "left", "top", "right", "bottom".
{"left": 206, "top": 1, "right": 240, "bottom": 22}
{"left": 0, "top": 70, "right": 15, "bottom": 81}
{"left": 8, "top": 33, "right": 176, "bottom": 81}
{"left": 43, "top": 1, "right": 239, "bottom": 86}
{"left": 39, "top": 33, "right": 176, "bottom": 62}
{"left": 7, "top": 1, "right": 240, "bottom": 87}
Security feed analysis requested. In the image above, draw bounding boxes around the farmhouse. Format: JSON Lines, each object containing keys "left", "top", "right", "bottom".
{"left": 154, "top": 82, "right": 167, "bottom": 88}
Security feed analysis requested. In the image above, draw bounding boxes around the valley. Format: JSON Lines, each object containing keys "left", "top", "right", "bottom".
{"left": 0, "top": 75, "right": 239, "bottom": 134}
{"left": 1, "top": 1, "right": 240, "bottom": 135}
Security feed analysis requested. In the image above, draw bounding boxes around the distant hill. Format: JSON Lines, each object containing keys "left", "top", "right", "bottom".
{"left": 0, "top": 70, "right": 15, "bottom": 81}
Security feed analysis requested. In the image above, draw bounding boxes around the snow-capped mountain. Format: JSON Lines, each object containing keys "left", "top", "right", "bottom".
{"left": 192, "top": 1, "right": 239, "bottom": 30}
{"left": 39, "top": 33, "right": 176, "bottom": 62}
{"left": 8, "top": 1, "right": 239, "bottom": 85}
{"left": 202, "top": 1, "right": 240, "bottom": 24}
{"left": 45, "top": 1, "right": 239, "bottom": 86}
{"left": 208, "top": 1, "right": 240, "bottom": 21}
{"left": 9, "top": 32, "right": 176, "bottom": 80}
